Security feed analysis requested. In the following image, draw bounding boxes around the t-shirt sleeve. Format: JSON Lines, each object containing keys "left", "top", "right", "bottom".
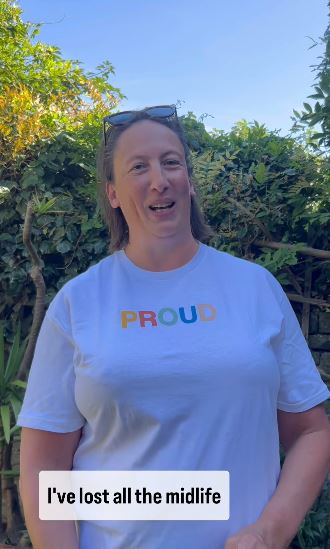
{"left": 17, "top": 303, "right": 85, "bottom": 433}
{"left": 268, "top": 274, "right": 330, "bottom": 412}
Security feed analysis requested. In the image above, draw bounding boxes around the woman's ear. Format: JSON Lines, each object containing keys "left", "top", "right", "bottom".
{"left": 189, "top": 181, "right": 196, "bottom": 197}
{"left": 106, "top": 182, "right": 120, "bottom": 208}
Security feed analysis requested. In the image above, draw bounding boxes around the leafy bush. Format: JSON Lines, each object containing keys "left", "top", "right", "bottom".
{"left": 291, "top": 483, "right": 330, "bottom": 548}
{"left": 188, "top": 119, "right": 330, "bottom": 293}
{"left": 0, "top": 0, "right": 123, "bottom": 340}
{"left": 291, "top": 0, "right": 330, "bottom": 152}
{"left": 0, "top": 323, "right": 27, "bottom": 445}
{"left": 0, "top": 0, "right": 123, "bottom": 176}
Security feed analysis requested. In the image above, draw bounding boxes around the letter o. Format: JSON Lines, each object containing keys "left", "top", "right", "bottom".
{"left": 158, "top": 308, "right": 178, "bottom": 326}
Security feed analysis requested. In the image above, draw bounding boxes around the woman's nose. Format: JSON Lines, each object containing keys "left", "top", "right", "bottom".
{"left": 150, "top": 164, "right": 169, "bottom": 191}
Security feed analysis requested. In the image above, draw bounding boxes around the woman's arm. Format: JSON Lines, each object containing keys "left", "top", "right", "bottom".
{"left": 20, "top": 427, "right": 82, "bottom": 549}
{"left": 225, "top": 403, "right": 330, "bottom": 549}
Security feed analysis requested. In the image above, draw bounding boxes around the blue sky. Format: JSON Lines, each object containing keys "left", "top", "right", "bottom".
{"left": 19, "top": 0, "right": 328, "bottom": 135}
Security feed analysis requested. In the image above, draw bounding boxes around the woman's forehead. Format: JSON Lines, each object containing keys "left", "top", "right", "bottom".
{"left": 114, "top": 120, "right": 184, "bottom": 161}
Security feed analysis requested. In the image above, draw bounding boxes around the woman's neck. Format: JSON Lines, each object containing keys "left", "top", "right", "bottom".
{"left": 124, "top": 237, "right": 200, "bottom": 272}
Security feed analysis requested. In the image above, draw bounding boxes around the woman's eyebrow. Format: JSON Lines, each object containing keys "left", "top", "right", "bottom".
{"left": 125, "top": 154, "right": 147, "bottom": 165}
{"left": 161, "top": 150, "right": 183, "bottom": 158}
{"left": 125, "top": 150, "right": 183, "bottom": 164}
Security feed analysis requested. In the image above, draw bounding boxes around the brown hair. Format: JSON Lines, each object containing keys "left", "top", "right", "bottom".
{"left": 96, "top": 110, "right": 215, "bottom": 253}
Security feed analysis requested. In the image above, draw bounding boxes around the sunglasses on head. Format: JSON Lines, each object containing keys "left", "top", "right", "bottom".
{"left": 103, "top": 105, "right": 177, "bottom": 145}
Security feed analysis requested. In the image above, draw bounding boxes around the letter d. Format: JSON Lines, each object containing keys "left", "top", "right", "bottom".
{"left": 197, "top": 304, "right": 217, "bottom": 321}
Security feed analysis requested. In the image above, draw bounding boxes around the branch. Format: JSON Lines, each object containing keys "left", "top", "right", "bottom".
{"left": 286, "top": 293, "right": 329, "bottom": 308}
{"left": 22, "top": 202, "right": 42, "bottom": 267}
{"left": 225, "top": 197, "right": 304, "bottom": 294}
{"left": 224, "top": 197, "right": 329, "bottom": 259}
{"left": 253, "top": 239, "right": 330, "bottom": 260}
{"left": 18, "top": 202, "right": 47, "bottom": 380}
{"left": 283, "top": 267, "right": 303, "bottom": 296}
{"left": 318, "top": 368, "right": 330, "bottom": 383}
{"left": 301, "top": 259, "right": 312, "bottom": 339}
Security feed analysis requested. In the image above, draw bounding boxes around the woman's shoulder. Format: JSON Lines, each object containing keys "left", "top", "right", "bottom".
{"left": 205, "top": 244, "right": 274, "bottom": 277}
{"left": 46, "top": 253, "right": 118, "bottom": 322}
{"left": 204, "top": 244, "right": 284, "bottom": 300}
{"left": 65, "top": 253, "right": 115, "bottom": 289}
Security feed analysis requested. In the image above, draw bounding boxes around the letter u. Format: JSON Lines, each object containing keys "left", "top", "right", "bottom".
{"left": 179, "top": 305, "right": 197, "bottom": 324}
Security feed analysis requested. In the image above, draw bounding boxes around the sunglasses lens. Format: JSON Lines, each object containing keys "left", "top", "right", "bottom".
{"left": 105, "top": 112, "right": 136, "bottom": 126}
{"left": 145, "top": 106, "right": 175, "bottom": 118}
{"left": 103, "top": 105, "right": 177, "bottom": 144}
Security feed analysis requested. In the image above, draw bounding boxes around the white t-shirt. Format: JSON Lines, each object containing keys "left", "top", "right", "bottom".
{"left": 18, "top": 242, "right": 330, "bottom": 548}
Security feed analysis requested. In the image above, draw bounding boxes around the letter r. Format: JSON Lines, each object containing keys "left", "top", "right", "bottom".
{"left": 139, "top": 311, "right": 157, "bottom": 327}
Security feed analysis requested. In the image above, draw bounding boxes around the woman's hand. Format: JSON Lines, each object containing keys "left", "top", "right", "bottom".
{"left": 224, "top": 523, "right": 271, "bottom": 548}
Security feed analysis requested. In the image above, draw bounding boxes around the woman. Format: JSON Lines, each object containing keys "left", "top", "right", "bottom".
{"left": 18, "top": 105, "right": 330, "bottom": 549}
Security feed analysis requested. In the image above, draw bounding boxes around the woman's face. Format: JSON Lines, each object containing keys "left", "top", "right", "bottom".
{"left": 106, "top": 119, "right": 195, "bottom": 246}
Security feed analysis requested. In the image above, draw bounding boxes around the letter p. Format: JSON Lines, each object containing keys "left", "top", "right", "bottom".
{"left": 121, "top": 311, "right": 137, "bottom": 329}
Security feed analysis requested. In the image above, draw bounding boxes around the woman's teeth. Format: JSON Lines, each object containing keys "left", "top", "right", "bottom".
{"left": 150, "top": 202, "right": 174, "bottom": 211}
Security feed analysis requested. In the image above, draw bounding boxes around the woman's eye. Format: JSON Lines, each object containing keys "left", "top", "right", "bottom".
{"left": 164, "top": 159, "right": 180, "bottom": 166}
{"left": 131, "top": 163, "right": 145, "bottom": 172}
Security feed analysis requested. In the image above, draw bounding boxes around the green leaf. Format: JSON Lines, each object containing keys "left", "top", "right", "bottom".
{"left": 303, "top": 102, "right": 313, "bottom": 114}
{"left": 11, "top": 379, "right": 27, "bottom": 389}
{"left": 0, "top": 323, "right": 4, "bottom": 385}
{"left": 0, "top": 405, "right": 11, "bottom": 444}
{"left": 34, "top": 196, "right": 59, "bottom": 215}
{"left": 255, "top": 248, "right": 299, "bottom": 274}
{"left": 0, "top": 425, "right": 21, "bottom": 444}
{"left": 9, "top": 394, "right": 22, "bottom": 420}
{"left": 5, "top": 324, "right": 26, "bottom": 383}
{"left": 311, "top": 132, "right": 326, "bottom": 139}
{"left": 0, "top": 469, "right": 20, "bottom": 478}
{"left": 315, "top": 85, "right": 326, "bottom": 97}
{"left": 56, "top": 240, "right": 72, "bottom": 253}
{"left": 254, "top": 163, "right": 268, "bottom": 184}
{"left": 21, "top": 172, "right": 41, "bottom": 189}
{"left": 307, "top": 93, "right": 324, "bottom": 100}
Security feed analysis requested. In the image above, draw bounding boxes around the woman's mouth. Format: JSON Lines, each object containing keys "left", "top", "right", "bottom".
{"left": 149, "top": 202, "right": 175, "bottom": 216}
{"left": 149, "top": 201, "right": 175, "bottom": 211}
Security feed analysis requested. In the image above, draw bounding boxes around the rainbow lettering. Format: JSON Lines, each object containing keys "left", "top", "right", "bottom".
{"left": 121, "top": 304, "right": 217, "bottom": 328}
